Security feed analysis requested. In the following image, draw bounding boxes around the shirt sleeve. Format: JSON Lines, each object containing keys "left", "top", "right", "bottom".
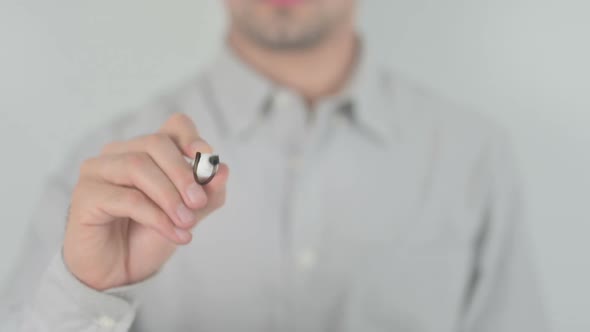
{"left": 0, "top": 171, "right": 148, "bottom": 332}
{"left": 0, "top": 116, "right": 151, "bottom": 331}
{"left": 21, "top": 250, "right": 139, "bottom": 332}
{"left": 460, "top": 128, "right": 551, "bottom": 332}
{"left": 0, "top": 100, "right": 175, "bottom": 331}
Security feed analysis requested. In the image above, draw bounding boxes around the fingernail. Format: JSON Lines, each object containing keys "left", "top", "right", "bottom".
{"left": 186, "top": 182, "right": 206, "bottom": 206}
{"left": 175, "top": 228, "right": 191, "bottom": 242}
{"left": 176, "top": 204, "right": 195, "bottom": 225}
{"left": 189, "top": 140, "right": 212, "bottom": 154}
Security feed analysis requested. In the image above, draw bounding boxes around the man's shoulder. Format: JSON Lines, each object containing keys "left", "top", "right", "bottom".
{"left": 387, "top": 71, "right": 509, "bottom": 148}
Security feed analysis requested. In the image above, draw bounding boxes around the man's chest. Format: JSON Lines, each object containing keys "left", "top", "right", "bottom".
{"left": 135, "top": 125, "right": 485, "bottom": 331}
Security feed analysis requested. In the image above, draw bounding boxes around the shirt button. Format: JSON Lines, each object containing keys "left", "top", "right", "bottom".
{"left": 96, "top": 315, "right": 116, "bottom": 329}
{"left": 288, "top": 154, "right": 303, "bottom": 171}
{"left": 296, "top": 248, "right": 317, "bottom": 272}
{"left": 273, "top": 90, "right": 292, "bottom": 110}
{"left": 333, "top": 113, "right": 347, "bottom": 127}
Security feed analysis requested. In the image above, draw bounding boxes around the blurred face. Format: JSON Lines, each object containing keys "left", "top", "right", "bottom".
{"left": 225, "top": 0, "right": 356, "bottom": 51}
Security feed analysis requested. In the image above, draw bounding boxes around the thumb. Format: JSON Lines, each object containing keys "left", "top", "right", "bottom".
{"left": 159, "top": 112, "right": 213, "bottom": 158}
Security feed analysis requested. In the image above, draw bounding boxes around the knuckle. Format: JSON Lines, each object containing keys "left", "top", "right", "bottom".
{"left": 71, "top": 182, "right": 98, "bottom": 215}
{"left": 125, "top": 153, "right": 151, "bottom": 170}
{"left": 100, "top": 141, "right": 120, "bottom": 155}
{"left": 146, "top": 133, "right": 171, "bottom": 147}
{"left": 168, "top": 112, "right": 191, "bottom": 126}
{"left": 70, "top": 181, "right": 87, "bottom": 203}
{"left": 79, "top": 157, "right": 97, "bottom": 177}
{"left": 123, "top": 189, "right": 145, "bottom": 206}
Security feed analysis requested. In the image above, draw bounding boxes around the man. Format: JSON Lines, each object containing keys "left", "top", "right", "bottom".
{"left": 1, "top": 0, "right": 548, "bottom": 331}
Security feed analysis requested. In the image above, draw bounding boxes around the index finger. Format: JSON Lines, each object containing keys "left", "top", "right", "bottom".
{"left": 159, "top": 112, "right": 213, "bottom": 157}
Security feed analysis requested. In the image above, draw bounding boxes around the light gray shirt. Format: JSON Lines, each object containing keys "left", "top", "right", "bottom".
{"left": 0, "top": 42, "right": 548, "bottom": 332}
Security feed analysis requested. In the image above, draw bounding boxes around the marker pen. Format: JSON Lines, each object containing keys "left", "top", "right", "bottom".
{"left": 190, "top": 152, "right": 220, "bottom": 185}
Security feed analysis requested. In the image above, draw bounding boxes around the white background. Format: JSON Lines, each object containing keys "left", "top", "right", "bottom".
{"left": 1, "top": 1, "right": 588, "bottom": 330}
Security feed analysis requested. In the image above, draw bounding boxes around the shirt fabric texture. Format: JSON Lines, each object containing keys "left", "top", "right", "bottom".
{"left": 0, "top": 41, "right": 548, "bottom": 332}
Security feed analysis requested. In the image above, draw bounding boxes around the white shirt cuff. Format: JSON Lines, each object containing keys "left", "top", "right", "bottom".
{"left": 29, "top": 250, "right": 152, "bottom": 331}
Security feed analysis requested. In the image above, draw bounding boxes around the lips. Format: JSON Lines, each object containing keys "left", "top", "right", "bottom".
{"left": 266, "top": 0, "right": 304, "bottom": 7}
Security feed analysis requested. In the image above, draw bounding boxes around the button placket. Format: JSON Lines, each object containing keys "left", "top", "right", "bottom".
{"left": 286, "top": 124, "right": 324, "bottom": 280}
{"left": 270, "top": 88, "right": 311, "bottom": 332}
{"left": 295, "top": 247, "right": 318, "bottom": 272}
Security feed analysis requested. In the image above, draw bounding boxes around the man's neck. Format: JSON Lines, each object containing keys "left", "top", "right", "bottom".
{"left": 228, "top": 26, "right": 358, "bottom": 106}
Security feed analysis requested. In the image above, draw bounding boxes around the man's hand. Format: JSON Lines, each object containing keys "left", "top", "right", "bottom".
{"left": 63, "top": 113, "right": 229, "bottom": 291}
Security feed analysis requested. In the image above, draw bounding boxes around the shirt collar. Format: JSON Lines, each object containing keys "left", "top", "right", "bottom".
{"left": 203, "top": 37, "right": 400, "bottom": 143}
{"left": 203, "top": 42, "right": 274, "bottom": 137}
{"left": 318, "top": 38, "right": 400, "bottom": 144}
